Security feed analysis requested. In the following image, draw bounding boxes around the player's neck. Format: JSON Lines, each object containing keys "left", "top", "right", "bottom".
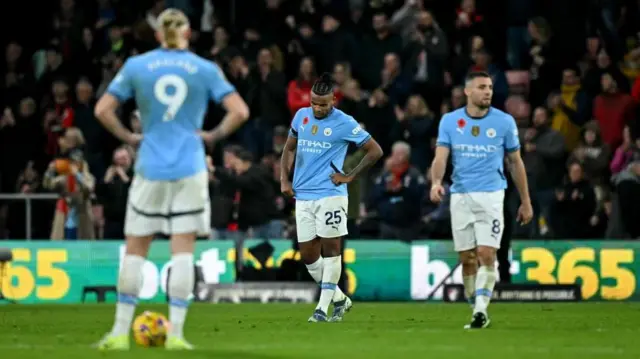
{"left": 465, "top": 105, "right": 490, "bottom": 119}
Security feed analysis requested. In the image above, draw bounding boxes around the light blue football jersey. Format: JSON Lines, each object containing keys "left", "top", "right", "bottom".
{"left": 436, "top": 107, "right": 520, "bottom": 194}
{"left": 289, "top": 107, "right": 371, "bottom": 201}
{"left": 107, "top": 48, "right": 235, "bottom": 181}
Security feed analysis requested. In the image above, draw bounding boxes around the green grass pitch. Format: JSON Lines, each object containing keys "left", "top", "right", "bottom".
{"left": 0, "top": 302, "right": 638, "bottom": 358}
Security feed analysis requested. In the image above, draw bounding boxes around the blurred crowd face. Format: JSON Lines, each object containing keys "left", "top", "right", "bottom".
{"left": 76, "top": 80, "right": 94, "bottom": 104}
{"left": 465, "top": 77, "right": 493, "bottom": 109}
{"left": 597, "top": 49, "right": 611, "bottom": 69}
{"left": 299, "top": 57, "right": 314, "bottom": 80}
{"left": 5, "top": 42, "right": 22, "bottom": 65}
{"left": 568, "top": 163, "right": 584, "bottom": 183}
{"left": 451, "top": 87, "right": 465, "bottom": 108}
{"left": 562, "top": 69, "right": 580, "bottom": 86}
{"left": 257, "top": 48, "right": 273, "bottom": 69}
{"left": 416, "top": 11, "right": 434, "bottom": 31}
{"left": 390, "top": 144, "right": 410, "bottom": 167}
{"left": 52, "top": 81, "right": 69, "bottom": 104}
{"left": 584, "top": 129, "right": 597, "bottom": 145}
{"left": 333, "top": 63, "right": 349, "bottom": 85}
{"left": 383, "top": 53, "right": 401, "bottom": 76}
{"left": 372, "top": 14, "right": 388, "bottom": 34}
{"left": 322, "top": 15, "right": 339, "bottom": 33}
{"left": 461, "top": 0, "right": 476, "bottom": 13}
{"left": 532, "top": 107, "right": 548, "bottom": 128}
{"left": 601, "top": 73, "right": 616, "bottom": 93}
{"left": 19, "top": 97, "right": 36, "bottom": 118}
{"left": 113, "top": 148, "right": 132, "bottom": 168}
{"left": 214, "top": 26, "right": 229, "bottom": 46}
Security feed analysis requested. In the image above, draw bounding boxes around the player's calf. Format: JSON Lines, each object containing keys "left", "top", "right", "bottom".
{"left": 474, "top": 246, "right": 497, "bottom": 316}
{"left": 459, "top": 250, "right": 478, "bottom": 307}
{"left": 167, "top": 251, "right": 194, "bottom": 339}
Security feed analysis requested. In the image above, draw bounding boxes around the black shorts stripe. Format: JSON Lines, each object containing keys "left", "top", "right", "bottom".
{"left": 131, "top": 206, "right": 205, "bottom": 219}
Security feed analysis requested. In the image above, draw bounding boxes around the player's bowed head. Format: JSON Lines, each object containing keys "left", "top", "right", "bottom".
{"left": 464, "top": 71, "right": 493, "bottom": 116}
{"left": 156, "top": 8, "right": 191, "bottom": 50}
{"left": 310, "top": 73, "right": 336, "bottom": 119}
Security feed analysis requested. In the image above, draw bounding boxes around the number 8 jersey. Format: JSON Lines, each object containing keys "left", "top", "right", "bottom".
{"left": 106, "top": 48, "right": 235, "bottom": 180}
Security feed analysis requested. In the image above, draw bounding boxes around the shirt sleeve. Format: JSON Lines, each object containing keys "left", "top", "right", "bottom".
{"left": 106, "top": 60, "right": 135, "bottom": 102}
{"left": 342, "top": 117, "right": 371, "bottom": 147}
{"left": 435, "top": 116, "right": 451, "bottom": 148}
{"left": 289, "top": 109, "right": 303, "bottom": 138}
{"left": 207, "top": 62, "right": 236, "bottom": 103}
{"left": 505, "top": 115, "right": 521, "bottom": 152}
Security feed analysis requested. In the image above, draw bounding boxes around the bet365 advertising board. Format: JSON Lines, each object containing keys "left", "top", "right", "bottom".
{"left": 0, "top": 240, "right": 636, "bottom": 303}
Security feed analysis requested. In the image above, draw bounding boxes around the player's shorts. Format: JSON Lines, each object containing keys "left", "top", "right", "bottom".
{"left": 450, "top": 190, "right": 504, "bottom": 252}
{"left": 295, "top": 195, "right": 348, "bottom": 242}
{"left": 124, "top": 171, "right": 210, "bottom": 237}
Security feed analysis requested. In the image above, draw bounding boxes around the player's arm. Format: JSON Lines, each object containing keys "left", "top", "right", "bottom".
{"left": 344, "top": 138, "right": 383, "bottom": 181}
{"left": 430, "top": 146, "right": 450, "bottom": 187}
{"left": 337, "top": 121, "right": 383, "bottom": 183}
{"left": 431, "top": 116, "right": 451, "bottom": 187}
{"left": 94, "top": 94, "right": 139, "bottom": 145}
{"left": 505, "top": 117, "right": 533, "bottom": 224}
{"left": 204, "top": 93, "right": 250, "bottom": 143}
{"left": 506, "top": 150, "right": 531, "bottom": 205}
{"left": 202, "top": 64, "right": 250, "bottom": 143}
{"left": 280, "top": 135, "right": 297, "bottom": 182}
{"left": 94, "top": 61, "right": 139, "bottom": 145}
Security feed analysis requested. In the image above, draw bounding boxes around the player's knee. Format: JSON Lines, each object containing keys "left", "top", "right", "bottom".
{"left": 299, "top": 240, "right": 322, "bottom": 264}
{"left": 476, "top": 246, "right": 496, "bottom": 266}
{"left": 459, "top": 250, "right": 476, "bottom": 264}
{"left": 321, "top": 237, "right": 341, "bottom": 257}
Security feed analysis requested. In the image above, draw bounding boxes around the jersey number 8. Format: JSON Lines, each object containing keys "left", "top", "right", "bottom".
{"left": 154, "top": 74, "right": 188, "bottom": 122}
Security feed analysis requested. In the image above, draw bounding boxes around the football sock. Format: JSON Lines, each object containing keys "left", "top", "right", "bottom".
{"left": 463, "top": 274, "right": 477, "bottom": 304}
{"left": 168, "top": 253, "right": 194, "bottom": 338}
{"left": 474, "top": 265, "right": 497, "bottom": 315}
{"left": 306, "top": 257, "right": 346, "bottom": 303}
{"left": 112, "top": 254, "right": 145, "bottom": 336}
{"left": 316, "top": 256, "right": 342, "bottom": 314}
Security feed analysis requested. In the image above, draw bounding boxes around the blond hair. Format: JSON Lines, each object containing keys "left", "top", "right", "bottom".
{"left": 157, "top": 8, "right": 190, "bottom": 49}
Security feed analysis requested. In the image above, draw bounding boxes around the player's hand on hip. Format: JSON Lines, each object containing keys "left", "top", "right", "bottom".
{"left": 330, "top": 173, "right": 352, "bottom": 185}
{"left": 430, "top": 184, "right": 445, "bottom": 203}
{"left": 126, "top": 133, "right": 142, "bottom": 147}
{"left": 281, "top": 180, "right": 294, "bottom": 197}
{"left": 516, "top": 201, "right": 534, "bottom": 225}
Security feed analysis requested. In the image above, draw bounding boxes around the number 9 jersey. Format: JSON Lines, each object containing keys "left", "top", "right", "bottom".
{"left": 106, "top": 49, "right": 235, "bottom": 181}
{"left": 106, "top": 49, "right": 236, "bottom": 238}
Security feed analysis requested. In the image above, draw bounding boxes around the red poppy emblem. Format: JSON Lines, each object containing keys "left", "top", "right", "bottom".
{"left": 457, "top": 118, "right": 466, "bottom": 128}
{"left": 303, "top": 117, "right": 309, "bottom": 125}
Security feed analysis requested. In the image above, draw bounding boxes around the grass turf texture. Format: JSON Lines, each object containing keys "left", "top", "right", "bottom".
{"left": 0, "top": 303, "right": 637, "bottom": 358}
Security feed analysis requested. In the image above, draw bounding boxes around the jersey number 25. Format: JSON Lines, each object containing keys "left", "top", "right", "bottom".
{"left": 154, "top": 74, "right": 188, "bottom": 122}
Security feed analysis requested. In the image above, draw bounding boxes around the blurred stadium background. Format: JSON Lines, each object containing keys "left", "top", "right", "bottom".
{"left": 1, "top": 0, "right": 640, "bottom": 357}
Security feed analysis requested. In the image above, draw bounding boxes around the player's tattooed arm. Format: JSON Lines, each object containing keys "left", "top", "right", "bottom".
{"left": 341, "top": 138, "right": 383, "bottom": 182}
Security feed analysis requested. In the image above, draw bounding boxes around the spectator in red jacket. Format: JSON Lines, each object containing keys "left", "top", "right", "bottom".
{"left": 593, "top": 73, "right": 635, "bottom": 149}
{"left": 287, "top": 57, "right": 316, "bottom": 116}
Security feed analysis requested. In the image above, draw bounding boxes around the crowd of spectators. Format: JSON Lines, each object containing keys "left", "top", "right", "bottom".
{"left": 1, "top": 0, "right": 639, "bottom": 240}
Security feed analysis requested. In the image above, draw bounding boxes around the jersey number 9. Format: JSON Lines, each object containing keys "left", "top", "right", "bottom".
{"left": 154, "top": 74, "right": 188, "bottom": 122}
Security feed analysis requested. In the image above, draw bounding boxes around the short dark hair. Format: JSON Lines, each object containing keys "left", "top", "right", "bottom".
{"left": 312, "top": 72, "right": 334, "bottom": 96}
{"left": 465, "top": 71, "right": 491, "bottom": 84}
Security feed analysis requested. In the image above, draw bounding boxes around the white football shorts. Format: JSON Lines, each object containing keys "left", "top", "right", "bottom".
{"left": 295, "top": 195, "right": 348, "bottom": 242}
{"left": 450, "top": 190, "right": 505, "bottom": 252}
{"left": 124, "top": 171, "right": 210, "bottom": 237}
